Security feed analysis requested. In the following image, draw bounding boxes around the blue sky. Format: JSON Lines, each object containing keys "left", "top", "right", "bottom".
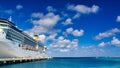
{"left": 0, "top": 0, "right": 120, "bottom": 57}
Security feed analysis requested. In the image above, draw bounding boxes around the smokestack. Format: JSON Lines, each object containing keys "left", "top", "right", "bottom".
{"left": 34, "top": 35, "right": 39, "bottom": 51}
{"left": 34, "top": 35, "right": 38, "bottom": 41}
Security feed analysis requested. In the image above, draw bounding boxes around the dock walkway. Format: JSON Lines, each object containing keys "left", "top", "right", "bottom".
{"left": 0, "top": 57, "right": 49, "bottom": 65}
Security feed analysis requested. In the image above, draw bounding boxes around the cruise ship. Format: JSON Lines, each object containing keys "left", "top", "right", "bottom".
{"left": 0, "top": 18, "right": 46, "bottom": 58}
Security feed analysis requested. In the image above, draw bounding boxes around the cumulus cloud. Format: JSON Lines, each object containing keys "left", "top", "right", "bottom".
{"left": 32, "top": 12, "right": 60, "bottom": 27}
{"left": 49, "top": 36, "right": 79, "bottom": 52}
{"left": 38, "top": 34, "right": 46, "bottom": 43}
{"left": 48, "top": 45, "right": 120, "bottom": 57}
{"left": 58, "top": 36, "right": 64, "bottom": 41}
{"left": 98, "top": 37, "right": 120, "bottom": 47}
{"left": 116, "top": 16, "right": 120, "bottom": 22}
{"left": 47, "top": 33, "right": 57, "bottom": 40}
{"left": 98, "top": 42, "right": 106, "bottom": 47}
{"left": 67, "top": 4, "right": 99, "bottom": 14}
{"left": 95, "top": 28, "right": 120, "bottom": 40}
{"left": 31, "top": 12, "right": 43, "bottom": 18}
{"left": 66, "top": 27, "right": 73, "bottom": 34}
{"left": 16, "top": 5, "right": 23, "bottom": 10}
{"left": 98, "top": 42, "right": 110, "bottom": 47}
{"left": 66, "top": 27, "right": 84, "bottom": 37}
{"left": 67, "top": 4, "right": 99, "bottom": 18}
{"left": 72, "top": 29, "right": 84, "bottom": 36}
{"left": 91, "top": 5, "right": 99, "bottom": 13}
{"left": 48, "top": 36, "right": 120, "bottom": 57}
{"left": 111, "top": 37, "right": 120, "bottom": 46}
{"left": 62, "top": 18, "right": 73, "bottom": 25}
{"left": 46, "top": 6, "right": 56, "bottom": 12}
{"left": 25, "top": 12, "right": 60, "bottom": 36}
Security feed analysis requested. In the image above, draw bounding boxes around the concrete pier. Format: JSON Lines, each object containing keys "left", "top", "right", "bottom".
{"left": 0, "top": 57, "right": 50, "bottom": 65}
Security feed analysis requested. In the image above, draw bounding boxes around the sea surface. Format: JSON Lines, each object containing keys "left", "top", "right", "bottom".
{"left": 0, "top": 57, "right": 120, "bottom": 68}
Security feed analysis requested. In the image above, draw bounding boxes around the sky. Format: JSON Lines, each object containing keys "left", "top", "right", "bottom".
{"left": 0, "top": 0, "right": 120, "bottom": 57}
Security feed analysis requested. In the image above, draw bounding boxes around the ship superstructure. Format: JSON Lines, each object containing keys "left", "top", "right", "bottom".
{"left": 0, "top": 18, "right": 46, "bottom": 58}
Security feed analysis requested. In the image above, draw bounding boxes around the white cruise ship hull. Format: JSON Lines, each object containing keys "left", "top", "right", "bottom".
{"left": 0, "top": 37, "right": 42, "bottom": 58}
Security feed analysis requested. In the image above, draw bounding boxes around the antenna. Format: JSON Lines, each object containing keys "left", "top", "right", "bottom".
{"left": 8, "top": 16, "right": 12, "bottom": 21}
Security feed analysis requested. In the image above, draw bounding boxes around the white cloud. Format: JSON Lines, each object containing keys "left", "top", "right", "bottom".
{"left": 46, "top": 6, "right": 56, "bottom": 12}
{"left": 16, "top": 5, "right": 23, "bottom": 10}
{"left": 67, "top": 4, "right": 99, "bottom": 14}
{"left": 91, "top": 5, "right": 99, "bottom": 13}
{"left": 49, "top": 36, "right": 79, "bottom": 52}
{"left": 39, "top": 34, "right": 46, "bottom": 43}
{"left": 111, "top": 37, "right": 120, "bottom": 46}
{"left": 4, "top": 9, "right": 14, "bottom": 15}
{"left": 98, "top": 42, "right": 110, "bottom": 47}
{"left": 66, "top": 27, "right": 73, "bottom": 34}
{"left": 98, "top": 37, "right": 120, "bottom": 47}
{"left": 0, "top": 5, "right": 23, "bottom": 15}
{"left": 62, "top": 18, "right": 72, "bottom": 25}
{"left": 67, "top": 4, "right": 99, "bottom": 19}
{"left": 60, "top": 49, "right": 70, "bottom": 52}
{"left": 48, "top": 40, "right": 120, "bottom": 57}
{"left": 73, "top": 13, "right": 81, "bottom": 19}
{"left": 32, "top": 12, "right": 60, "bottom": 27}
{"left": 25, "top": 12, "right": 60, "bottom": 35}
{"left": 95, "top": 28, "right": 120, "bottom": 40}
{"left": 47, "top": 33, "right": 57, "bottom": 40}
{"left": 25, "top": 26, "right": 47, "bottom": 35}
{"left": 79, "top": 46, "right": 106, "bottom": 57}
{"left": 58, "top": 36, "right": 64, "bottom": 41}
{"left": 66, "top": 27, "right": 84, "bottom": 37}
{"left": 72, "top": 29, "right": 84, "bottom": 36}
{"left": 116, "top": 16, "right": 120, "bottom": 22}
{"left": 98, "top": 42, "right": 106, "bottom": 47}
{"left": 71, "top": 39, "right": 79, "bottom": 48}
{"left": 48, "top": 45, "right": 120, "bottom": 57}
{"left": 31, "top": 12, "right": 43, "bottom": 18}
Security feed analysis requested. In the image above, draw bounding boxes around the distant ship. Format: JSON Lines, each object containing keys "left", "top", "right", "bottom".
{"left": 0, "top": 18, "right": 46, "bottom": 58}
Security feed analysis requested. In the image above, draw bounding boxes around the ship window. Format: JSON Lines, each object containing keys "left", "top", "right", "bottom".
{"left": 6, "top": 29, "right": 24, "bottom": 43}
{"left": 24, "top": 37, "right": 37, "bottom": 46}
{"left": 0, "top": 23, "right": 9, "bottom": 29}
{"left": 0, "top": 24, "right": 9, "bottom": 27}
{"left": 6, "top": 28, "right": 37, "bottom": 47}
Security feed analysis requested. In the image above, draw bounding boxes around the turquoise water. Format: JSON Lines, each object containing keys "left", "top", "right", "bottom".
{"left": 0, "top": 57, "right": 120, "bottom": 68}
